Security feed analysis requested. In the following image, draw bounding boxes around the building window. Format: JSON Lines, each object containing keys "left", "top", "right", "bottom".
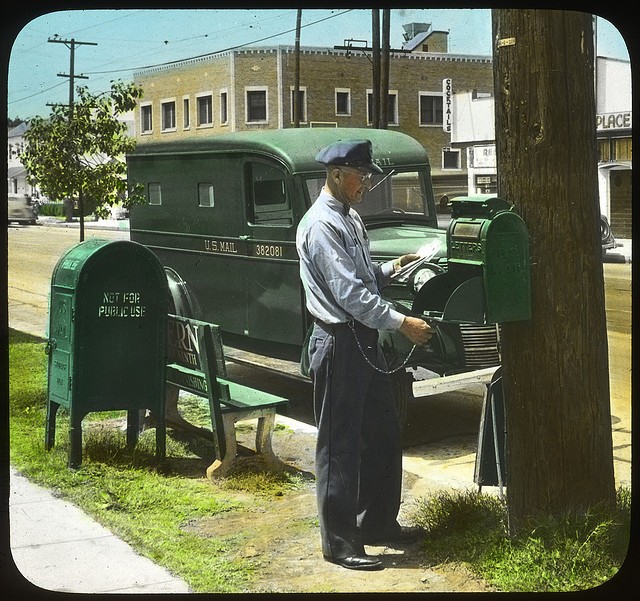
{"left": 442, "top": 148, "right": 461, "bottom": 170}
{"left": 148, "top": 182, "right": 162, "bottom": 205}
{"left": 290, "top": 86, "right": 307, "bottom": 123}
{"left": 335, "top": 89, "right": 351, "bottom": 116}
{"left": 246, "top": 87, "right": 268, "bottom": 123}
{"left": 220, "top": 90, "right": 228, "bottom": 125}
{"left": 198, "top": 183, "right": 215, "bottom": 208}
{"left": 197, "top": 94, "right": 213, "bottom": 127}
{"left": 141, "top": 104, "right": 153, "bottom": 133}
{"left": 419, "top": 93, "right": 443, "bottom": 126}
{"left": 366, "top": 90, "right": 399, "bottom": 125}
{"left": 161, "top": 100, "right": 176, "bottom": 131}
{"left": 183, "top": 97, "right": 190, "bottom": 129}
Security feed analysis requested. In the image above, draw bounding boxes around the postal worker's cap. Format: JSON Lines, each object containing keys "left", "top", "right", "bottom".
{"left": 315, "top": 139, "right": 384, "bottom": 174}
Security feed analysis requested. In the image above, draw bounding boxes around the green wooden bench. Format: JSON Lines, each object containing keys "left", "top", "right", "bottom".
{"left": 166, "top": 314, "right": 290, "bottom": 478}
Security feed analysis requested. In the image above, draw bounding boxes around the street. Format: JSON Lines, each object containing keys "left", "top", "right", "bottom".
{"left": 6, "top": 222, "right": 632, "bottom": 490}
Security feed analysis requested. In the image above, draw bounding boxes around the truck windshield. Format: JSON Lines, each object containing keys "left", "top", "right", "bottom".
{"left": 304, "top": 170, "right": 431, "bottom": 218}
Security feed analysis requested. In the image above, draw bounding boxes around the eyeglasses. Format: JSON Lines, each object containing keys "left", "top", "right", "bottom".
{"left": 339, "top": 168, "right": 372, "bottom": 184}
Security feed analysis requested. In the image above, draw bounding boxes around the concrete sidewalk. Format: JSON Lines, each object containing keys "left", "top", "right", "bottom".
{"left": 7, "top": 467, "right": 192, "bottom": 594}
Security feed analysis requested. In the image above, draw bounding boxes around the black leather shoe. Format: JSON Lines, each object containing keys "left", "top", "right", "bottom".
{"left": 323, "top": 554, "right": 384, "bottom": 571}
{"left": 363, "top": 525, "right": 424, "bottom": 546}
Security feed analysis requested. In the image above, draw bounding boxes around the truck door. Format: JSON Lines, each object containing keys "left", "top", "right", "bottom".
{"left": 241, "top": 159, "right": 303, "bottom": 346}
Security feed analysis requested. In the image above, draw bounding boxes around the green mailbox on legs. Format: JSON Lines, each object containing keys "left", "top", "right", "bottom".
{"left": 45, "top": 239, "right": 169, "bottom": 468}
{"left": 413, "top": 195, "right": 531, "bottom": 324}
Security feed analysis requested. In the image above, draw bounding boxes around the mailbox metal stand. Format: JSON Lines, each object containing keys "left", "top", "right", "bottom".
{"left": 410, "top": 196, "right": 532, "bottom": 492}
{"left": 45, "top": 239, "right": 169, "bottom": 468}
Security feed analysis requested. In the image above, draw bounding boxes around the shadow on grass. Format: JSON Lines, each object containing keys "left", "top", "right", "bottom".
{"left": 9, "top": 327, "right": 47, "bottom": 344}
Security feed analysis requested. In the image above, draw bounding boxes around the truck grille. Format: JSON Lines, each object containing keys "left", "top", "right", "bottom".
{"left": 459, "top": 324, "right": 501, "bottom": 369}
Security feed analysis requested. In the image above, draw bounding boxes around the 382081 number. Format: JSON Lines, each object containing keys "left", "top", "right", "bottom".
{"left": 255, "top": 244, "right": 283, "bottom": 258}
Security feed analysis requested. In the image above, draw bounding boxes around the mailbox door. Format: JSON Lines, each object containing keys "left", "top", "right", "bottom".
{"left": 47, "top": 289, "right": 75, "bottom": 407}
{"left": 484, "top": 211, "right": 531, "bottom": 323}
{"left": 74, "top": 243, "right": 168, "bottom": 412}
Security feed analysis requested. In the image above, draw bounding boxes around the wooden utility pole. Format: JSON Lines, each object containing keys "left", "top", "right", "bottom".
{"left": 48, "top": 37, "right": 97, "bottom": 242}
{"left": 371, "top": 10, "right": 380, "bottom": 129}
{"left": 380, "top": 9, "right": 390, "bottom": 129}
{"left": 294, "top": 10, "right": 302, "bottom": 128}
{"left": 492, "top": 10, "right": 616, "bottom": 533}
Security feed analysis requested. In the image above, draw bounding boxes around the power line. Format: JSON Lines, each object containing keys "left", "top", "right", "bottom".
{"left": 84, "top": 9, "right": 354, "bottom": 75}
{"left": 8, "top": 80, "right": 67, "bottom": 106}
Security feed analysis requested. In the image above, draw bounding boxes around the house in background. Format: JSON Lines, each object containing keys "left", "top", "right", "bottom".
{"left": 7, "top": 122, "right": 39, "bottom": 197}
{"left": 451, "top": 56, "right": 632, "bottom": 240}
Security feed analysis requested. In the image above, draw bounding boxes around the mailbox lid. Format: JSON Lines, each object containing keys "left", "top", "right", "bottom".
{"left": 483, "top": 210, "right": 531, "bottom": 322}
{"left": 51, "top": 239, "right": 114, "bottom": 290}
{"left": 450, "top": 195, "right": 512, "bottom": 219}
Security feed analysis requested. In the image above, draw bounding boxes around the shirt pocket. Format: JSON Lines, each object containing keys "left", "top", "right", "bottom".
{"left": 345, "top": 237, "right": 359, "bottom": 260}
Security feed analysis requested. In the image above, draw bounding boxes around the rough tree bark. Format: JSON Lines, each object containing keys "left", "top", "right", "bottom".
{"left": 492, "top": 9, "right": 616, "bottom": 533}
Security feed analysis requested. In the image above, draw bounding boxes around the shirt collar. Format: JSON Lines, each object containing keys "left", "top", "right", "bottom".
{"left": 319, "top": 190, "right": 350, "bottom": 216}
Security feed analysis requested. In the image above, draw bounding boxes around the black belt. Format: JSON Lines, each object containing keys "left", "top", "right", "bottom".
{"left": 314, "top": 318, "right": 374, "bottom": 334}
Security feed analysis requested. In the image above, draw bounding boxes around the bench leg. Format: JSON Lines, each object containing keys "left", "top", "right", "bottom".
{"left": 256, "top": 413, "right": 284, "bottom": 469}
{"left": 256, "top": 412, "right": 292, "bottom": 473}
{"left": 206, "top": 413, "right": 238, "bottom": 479}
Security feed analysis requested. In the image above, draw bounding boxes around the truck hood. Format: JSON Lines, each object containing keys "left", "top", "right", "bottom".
{"left": 366, "top": 224, "right": 447, "bottom": 261}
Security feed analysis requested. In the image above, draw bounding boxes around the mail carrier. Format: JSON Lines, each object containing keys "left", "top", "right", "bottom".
{"left": 127, "top": 128, "right": 511, "bottom": 422}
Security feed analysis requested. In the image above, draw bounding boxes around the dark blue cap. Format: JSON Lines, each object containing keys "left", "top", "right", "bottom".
{"left": 315, "top": 139, "right": 384, "bottom": 174}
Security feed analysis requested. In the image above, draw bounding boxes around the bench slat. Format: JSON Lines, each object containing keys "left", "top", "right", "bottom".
{"left": 218, "top": 378, "right": 288, "bottom": 410}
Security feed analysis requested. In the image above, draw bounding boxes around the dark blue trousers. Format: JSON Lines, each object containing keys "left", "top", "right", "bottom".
{"left": 308, "top": 320, "right": 403, "bottom": 558}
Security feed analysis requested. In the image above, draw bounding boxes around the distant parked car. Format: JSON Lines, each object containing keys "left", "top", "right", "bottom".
{"left": 8, "top": 193, "right": 38, "bottom": 225}
{"left": 110, "top": 205, "right": 130, "bottom": 220}
{"left": 600, "top": 215, "right": 616, "bottom": 257}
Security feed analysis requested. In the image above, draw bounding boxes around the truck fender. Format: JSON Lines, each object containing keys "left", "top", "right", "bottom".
{"left": 165, "top": 267, "right": 203, "bottom": 319}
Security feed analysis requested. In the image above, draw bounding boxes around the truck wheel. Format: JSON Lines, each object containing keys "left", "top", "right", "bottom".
{"left": 390, "top": 369, "right": 413, "bottom": 432}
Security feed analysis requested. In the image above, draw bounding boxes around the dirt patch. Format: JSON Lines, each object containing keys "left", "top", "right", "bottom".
{"left": 181, "top": 424, "right": 495, "bottom": 594}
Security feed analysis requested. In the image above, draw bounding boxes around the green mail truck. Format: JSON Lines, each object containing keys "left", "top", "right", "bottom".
{"left": 127, "top": 128, "right": 500, "bottom": 422}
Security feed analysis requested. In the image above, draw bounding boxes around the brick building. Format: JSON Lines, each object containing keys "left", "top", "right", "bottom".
{"left": 132, "top": 32, "right": 493, "bottom": 202}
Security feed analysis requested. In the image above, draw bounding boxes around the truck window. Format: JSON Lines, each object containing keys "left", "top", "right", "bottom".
{"left": 246, "top": 162, "right": 293, "bottom": 226}
{"left": 198, "top": 183, "right": 215, "bottom": 207}
{"left": 148, "top": 182, "right": 162, "bottom": 205}
{"left": 304, "top": 170, "right": 430, "bottom": 217}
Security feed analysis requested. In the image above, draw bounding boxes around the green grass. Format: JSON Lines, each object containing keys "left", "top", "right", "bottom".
{"left": 8, "top": 328, "right": 631, "bottom": 593}
{"left": 8, "top": 328, "right": 302, "bottom": 593}
{"left": 411, "top": 487, "right": 631, "bottom": 592}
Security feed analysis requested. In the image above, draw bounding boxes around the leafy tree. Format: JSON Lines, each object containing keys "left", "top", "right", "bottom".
{"left": 20, "top": 81, "right": 145, "bottom": 241}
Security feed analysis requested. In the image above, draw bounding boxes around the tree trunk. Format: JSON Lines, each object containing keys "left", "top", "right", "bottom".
{"left": 78, "top": 186, "right": 85, "bottom": 242}
{"left": 492, "top": 9, "right": 615, "bottom": 533}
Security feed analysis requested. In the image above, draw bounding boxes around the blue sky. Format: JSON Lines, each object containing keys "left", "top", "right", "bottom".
{"left": 7, "top": 8, "right": 630, "bottom": 120}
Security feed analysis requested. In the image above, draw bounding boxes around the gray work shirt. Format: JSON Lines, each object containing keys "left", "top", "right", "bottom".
{"left": 296, "top": 190, "right": 405, "bottom": 331}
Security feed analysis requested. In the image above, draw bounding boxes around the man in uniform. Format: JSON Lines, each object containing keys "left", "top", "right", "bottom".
{"left": 296, "top": 139, "right": 433, "bottom": 571}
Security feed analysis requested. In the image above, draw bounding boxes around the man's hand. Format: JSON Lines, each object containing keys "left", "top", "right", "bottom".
{"left": 399, "top": 316, "right": 433, "bottom": 345}
{"left": 394, "top": 253, "right": 421, "bottom": 272}
{"left": 399, "top": 253, "right": 421, "bottom": 267}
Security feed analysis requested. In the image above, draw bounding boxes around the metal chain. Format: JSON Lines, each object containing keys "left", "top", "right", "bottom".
{"left": 347, "top": 320, "right": 417, "bottom": 375}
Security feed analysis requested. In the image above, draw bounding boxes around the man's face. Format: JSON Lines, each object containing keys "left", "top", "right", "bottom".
{"left": 332, "top": 167, "right": 372, "bottom": 205}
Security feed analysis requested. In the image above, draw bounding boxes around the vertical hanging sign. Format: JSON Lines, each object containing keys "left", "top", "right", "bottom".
{"left": 443, "top": 78, "right": 452, "bottom": 133}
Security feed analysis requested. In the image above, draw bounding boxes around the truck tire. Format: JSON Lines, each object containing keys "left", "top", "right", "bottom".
{"left": 390, "top": 369, "right": 413, "bottom": 432}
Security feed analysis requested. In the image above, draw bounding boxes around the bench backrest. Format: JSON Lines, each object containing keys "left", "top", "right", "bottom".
{"left": 166, "top": 313, "right": 228, "bottom": 457}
